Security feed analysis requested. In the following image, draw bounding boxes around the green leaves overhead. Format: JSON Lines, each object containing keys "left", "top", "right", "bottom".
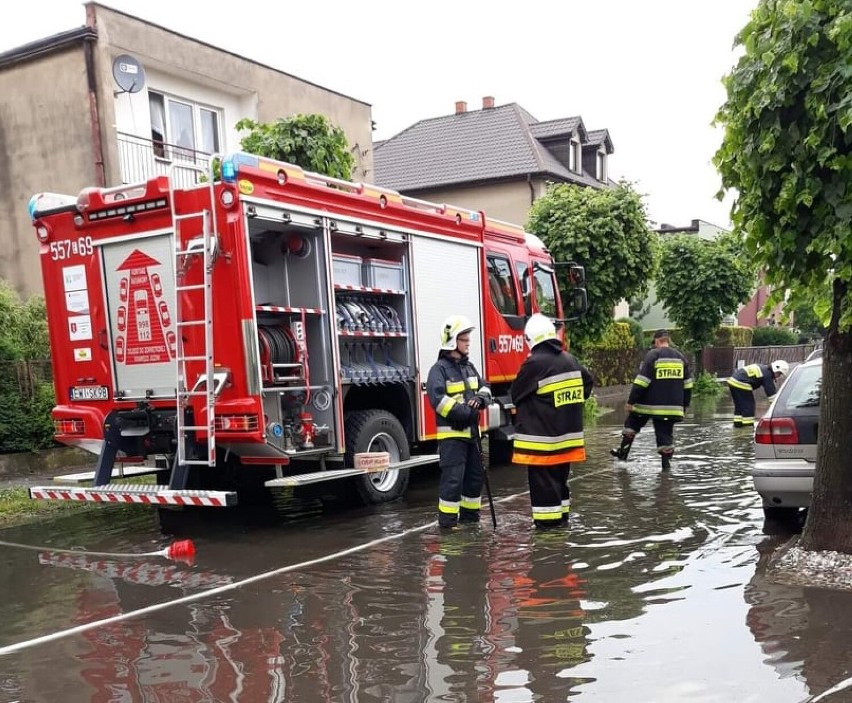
{"left": 236, "top": 114, "right": 356, "bottom": 180}
{"left": 526, "top": 182, "right": 658, "bottom": 351}
{"left": 714, "top": 0, "right": 852, "bottom": 332}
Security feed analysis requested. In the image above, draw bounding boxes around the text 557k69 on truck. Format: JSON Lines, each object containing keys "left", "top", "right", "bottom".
{"left": 28, "top": 154, "right": 586, "bottom": 508}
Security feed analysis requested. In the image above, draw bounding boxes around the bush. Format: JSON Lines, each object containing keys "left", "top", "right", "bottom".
{"left": 616, "top": 317, "right": 644, "bottom": 348}
{"left": 692, "top": 371, "right": 722, "bottom": 398}
{"left": 751, "top": 326, "right": 798, "bottom": 346}
{"left": 584, "top": 394, "right": 600, "bottom": 422}
{"left": 587, "top": 322, "right": 635, "bottom": 351}
{"left": 714, "top": 326, "right": 753, "bottom": 347}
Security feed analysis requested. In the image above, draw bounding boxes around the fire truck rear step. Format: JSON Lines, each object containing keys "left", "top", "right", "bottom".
{"left": 53, "top": 465, "right": 160, "bottom": 483}
{"left": 29, "top": 484, "right": 237, "bottom": 507}
{"left": 264, "top": 454, "right": 439, "bottom": 488}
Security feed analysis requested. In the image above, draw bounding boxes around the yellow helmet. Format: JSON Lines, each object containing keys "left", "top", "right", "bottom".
{"left": 524, "top": 313, "right": 557, "bottom": 350}
{"left": 440, "top": 315, "right": 474, "bottom": 351}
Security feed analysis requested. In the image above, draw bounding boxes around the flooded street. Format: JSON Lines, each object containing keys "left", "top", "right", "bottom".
{"left": 1, "top": 397, "right": 849, "bottom": 702}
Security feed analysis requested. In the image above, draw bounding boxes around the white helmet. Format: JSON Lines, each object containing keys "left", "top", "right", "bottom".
{"left": 440, "top": 315, "right": 474, "bottom": 351}
{"left": 771, "top": 359, "right": 789, "bottom": 376}
{"left": 524, "top": 313, "right": 557, "bottom": 350}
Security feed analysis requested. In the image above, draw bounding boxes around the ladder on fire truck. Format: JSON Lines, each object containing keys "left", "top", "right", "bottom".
{"left": 168, "top": 161, "right": 219, "bottom": 489}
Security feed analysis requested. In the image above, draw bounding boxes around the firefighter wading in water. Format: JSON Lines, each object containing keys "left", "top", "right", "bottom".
{"left": 426, "top": 315, "right": 492, "bottom": 530}
{"left": 727, "top": 359, "right": 788, "bottom": 427}
{"left": 611, "top": 328, "right": 693, "bottom": 470}
{"left": 511, "top": 314, "right": 593, "bottom": 529}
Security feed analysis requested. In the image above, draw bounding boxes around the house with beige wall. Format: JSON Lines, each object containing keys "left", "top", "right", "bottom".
{"left": 373, "top": 97, "right": 614, "bottom": 228}
{"left": 0, "top": 2, "right": 373, "bottom": 297}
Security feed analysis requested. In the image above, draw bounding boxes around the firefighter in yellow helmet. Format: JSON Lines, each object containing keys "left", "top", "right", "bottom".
{"left": 426, "top": 315, "right": 491, "bottom": 529}
{"left": 511, "top": 314, "right": 593, "bottom": 529}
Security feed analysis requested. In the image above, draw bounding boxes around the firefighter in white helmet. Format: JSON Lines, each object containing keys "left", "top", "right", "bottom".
{"left": 510, "top": 314, "right": 593, "bottom": 529}
{"left": 426, "top": 315, "right": 491, "bottom": 529}
{"left": 727, "top": 359, "right": 789, "bottom": 427}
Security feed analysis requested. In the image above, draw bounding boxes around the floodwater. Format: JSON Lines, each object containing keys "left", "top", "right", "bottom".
{"left": 0, "top": 397, "right": 849, "bottom": 702}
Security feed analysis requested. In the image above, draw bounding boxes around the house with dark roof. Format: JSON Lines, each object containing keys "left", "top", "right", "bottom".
{"left": 0, "top": 2, "right": 373, "bottom": 297}
{"left": 373, "top": 96, "right": 614, "bottom": 226}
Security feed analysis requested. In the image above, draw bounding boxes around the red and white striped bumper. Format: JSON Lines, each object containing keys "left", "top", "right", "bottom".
{"left": 29, "top": 484, "right": 237, "bottom": 507}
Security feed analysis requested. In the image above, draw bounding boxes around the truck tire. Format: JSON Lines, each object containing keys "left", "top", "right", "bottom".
{"left": 345, "top": 409, "right": 410, "bottom": 505}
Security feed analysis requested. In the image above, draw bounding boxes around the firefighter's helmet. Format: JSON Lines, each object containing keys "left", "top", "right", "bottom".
{"left": 771, "top": 359, "right": 789, "bottom": 377}
{"left": 524, "top": 313, "right": 557, "bottom": 350}
{"left": 440, "top": 315, "right": 475, "bottom": 351}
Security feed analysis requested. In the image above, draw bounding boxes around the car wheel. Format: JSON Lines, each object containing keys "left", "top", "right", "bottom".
{"left": 762, "top": 505, "right": 800, "bottom": 522}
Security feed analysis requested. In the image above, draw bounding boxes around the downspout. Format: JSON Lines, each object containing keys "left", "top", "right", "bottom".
{"left": 527, "top": 174, "right": 535, "bottom": 205}
{"left": 84, "top": 4, "right": 105, "bottom": 187}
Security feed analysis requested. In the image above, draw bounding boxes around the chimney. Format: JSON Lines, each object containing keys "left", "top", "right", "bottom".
{"left": 455, "top": 101, "right": 467, "bottom": 114}
{"left": 482, "top": 96, "right": 495, "bottom": 109}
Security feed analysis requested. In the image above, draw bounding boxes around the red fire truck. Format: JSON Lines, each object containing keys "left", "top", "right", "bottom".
{"left": 27, "top": 153, "right": 586, "bottom": 508}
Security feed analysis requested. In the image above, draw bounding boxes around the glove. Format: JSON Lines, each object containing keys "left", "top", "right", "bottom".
{"left": 450, "top": 404, "right": 478, "bottom": 431}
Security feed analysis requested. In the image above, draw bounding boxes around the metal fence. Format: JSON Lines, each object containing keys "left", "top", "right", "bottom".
{"left": 116, "top": 132, "right": 213, "bottom": 188}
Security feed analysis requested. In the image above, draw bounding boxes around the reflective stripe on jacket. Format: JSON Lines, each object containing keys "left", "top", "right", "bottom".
{"left": 727, "top": 363, "right": 776, "bottom": 397}
{"left": 510, "top": 339, "right": 593, "bottom": 465}
{"left": 426, "top": 352, "right": 488, "bottom": 441}
{"left": 628, "top": 346, "right": 693, "bottom": 419}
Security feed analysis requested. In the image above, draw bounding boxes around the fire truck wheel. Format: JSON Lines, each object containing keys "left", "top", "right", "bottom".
{"left": 345, "top": 409, "right": 410, "bottom": 505}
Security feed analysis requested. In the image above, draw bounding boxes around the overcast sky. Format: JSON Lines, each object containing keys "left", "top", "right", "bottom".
{"left": 4, "top": 1, "right": 758, "bottom": 229}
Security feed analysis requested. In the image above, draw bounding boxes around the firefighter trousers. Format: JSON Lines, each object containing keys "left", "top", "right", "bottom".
{"left": 624, "top": 413, "right": 676, "bottom": 455}
{"left": 528, "top": 464, "right": 571, "bottom": 528}
{"left": 437, "top": 438, "right": 483, "bottom": 527}
{"left": 728, "top": 386, "right": 756, "bottom": 426}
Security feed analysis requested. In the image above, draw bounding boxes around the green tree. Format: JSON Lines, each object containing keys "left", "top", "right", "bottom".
{"left": 715, "top": 0, "right": 852, "bottom": 553}
{"left": 235, "top": 114, "right": 355, "bottom": 179}
{"left": 526, "top": 182, "right": 658, "bottom": 351}
{"left": 655, "top": 233, "right": 754, "bottom": 370}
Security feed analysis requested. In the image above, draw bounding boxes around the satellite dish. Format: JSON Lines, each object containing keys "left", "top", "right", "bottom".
{"left": 112, "top": 54, "right": 146, "bottom": 94}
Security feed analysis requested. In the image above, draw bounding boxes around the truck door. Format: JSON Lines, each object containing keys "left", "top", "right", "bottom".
{"left": 101, "top": 234, "right": 177, "bottom": 399}
{"left": 483, "top": 252, "right": 526, "bottom": 383}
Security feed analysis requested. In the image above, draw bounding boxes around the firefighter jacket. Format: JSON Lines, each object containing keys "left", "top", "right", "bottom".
{"left": 426, "top": 351, "right": 489, "bottom": 441}
{"left": 727, "top": 363, "right": 777, "bottom": 398}
{"left": 628, "top": 346, "right": 693, "bottom": 419}
{"left": 510, "top": 339, "right": 593, "bottom": 465}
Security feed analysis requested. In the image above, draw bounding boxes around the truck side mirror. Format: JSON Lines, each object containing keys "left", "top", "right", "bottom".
{"left": 567, "top": 264, "right": 585, "bottom": 287}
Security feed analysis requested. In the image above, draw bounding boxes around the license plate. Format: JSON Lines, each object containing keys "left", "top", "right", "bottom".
{"left": 70, "top": 385, "right": 109, "bottom": 401}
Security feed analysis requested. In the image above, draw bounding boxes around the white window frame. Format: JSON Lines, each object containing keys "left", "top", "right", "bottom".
{"left": 148, "top": 90, "right": 222, "bottom": 161}
{"left": 596, "top": 150, "right": 608, "bottom": 181}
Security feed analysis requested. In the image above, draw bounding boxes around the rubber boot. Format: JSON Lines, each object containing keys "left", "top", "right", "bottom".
{"left": 660, "top": 450, "right": 674, "bottom": 471}
{"left": 610, "top": 435, "right": 633, "bottom": 461}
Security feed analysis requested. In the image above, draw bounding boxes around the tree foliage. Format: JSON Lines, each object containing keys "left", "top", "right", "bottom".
{"left": 655, "top": 233, "right": 754, "bottom": 361}
{"left": 236, "top": 114, "right": 355, "bottom": 179}
{"left": 715, "top": 0, "right": 852, "bottom": 553}
{"left": 526, "top": 182, "right": 658, "bottom": 350}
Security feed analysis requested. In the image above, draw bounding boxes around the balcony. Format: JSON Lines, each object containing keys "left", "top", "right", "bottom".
{"left": 116, "top": 131, "right": 213, "bottom": 187}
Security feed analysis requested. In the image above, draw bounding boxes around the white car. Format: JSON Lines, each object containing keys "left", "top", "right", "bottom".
{"left": 752, "top": 356, "right": 821, "bottom": 521}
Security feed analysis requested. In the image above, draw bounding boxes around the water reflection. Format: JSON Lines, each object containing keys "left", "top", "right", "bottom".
{"left": 2, "top": 404, "right": 849, "bottom": 701}
{"left": 745, "top": 536, "right": 852, "bottom": 703}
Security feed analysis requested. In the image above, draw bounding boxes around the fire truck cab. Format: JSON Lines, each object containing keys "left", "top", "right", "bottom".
{"left": 27, "top": 153, "right": 586, "bottom": 508}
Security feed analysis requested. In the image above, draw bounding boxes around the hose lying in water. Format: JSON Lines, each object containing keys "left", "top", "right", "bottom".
{"left": 0, "top": 538, "right": 195, "bottom": 562}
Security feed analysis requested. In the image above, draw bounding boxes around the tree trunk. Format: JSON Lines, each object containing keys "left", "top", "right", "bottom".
{"left": 799, "top": 280, "right": 852, "bottom": 553}
{"left": 693, "top": 346, "right": 705, "bottom": 375}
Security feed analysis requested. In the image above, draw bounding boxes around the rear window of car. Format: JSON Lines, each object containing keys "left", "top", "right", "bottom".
{"left": 778, "top": 364, "right": 822, "bottom": 412}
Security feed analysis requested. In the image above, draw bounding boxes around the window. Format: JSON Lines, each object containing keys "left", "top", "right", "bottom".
{"left": 533, "top": 266, "right": 558, "bottom": 317}
{"left": 487, "top": 255, "right": 518, "bottom": 315}
{"left": 568, "top": 139, "right": 579, "bottom": 172}
{"left": 596, "top": 150, "right": 607, "bottom": 181}
{"left": 149, "top": 91, "right": 221, "bottom": 160}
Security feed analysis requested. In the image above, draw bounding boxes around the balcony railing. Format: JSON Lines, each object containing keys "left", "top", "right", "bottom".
{"left": 116, "top": 131, "right": 214, "bottom": 187}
